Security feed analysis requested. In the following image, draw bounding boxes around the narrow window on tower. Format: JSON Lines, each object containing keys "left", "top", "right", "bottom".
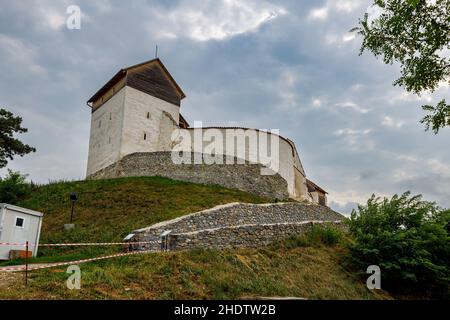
{"left": 98, "top": 120, "right": 102, "bottom": 128}
{"left": 146, "top": 112, "right": 150, "bottom": 119}
{"left": 143, "top": 133, "right": 147, "bottom": 140}
{"left": 109, "top": 112, "right": 112, "bottom": 120}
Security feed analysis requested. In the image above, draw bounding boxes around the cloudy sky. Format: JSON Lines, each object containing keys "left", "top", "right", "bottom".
{"left": 0, "top": 0, "right": 449, "bottom": 214}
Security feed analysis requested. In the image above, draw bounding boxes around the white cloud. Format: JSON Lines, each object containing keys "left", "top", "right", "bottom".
{"left": 325, "top": 33, "right": 339, "bottom": 45}
{"left": 308, "top": 7, "right": 328, "bottom": 21}
{"left": 334, "top": 128, "right": 372, "bottom": 136}
{"left": 280, "top": 69, "right": 297, "bottom": 87}
{"left": 392, "top": 168, "right": 417, "bottom": 182}
{"left": 334, "top": 0, "right": 364, "bottom": 13}
{"left": 395, "top": 154, "right": 418, "bottom": 162}
{"left": 0, "top": 34, "right": 46, "bottom": 74}
{"left": 351, "top": 84, "right": 364, "bottom": 91}
{"left": 327, "top": 189, "right": 376, "bottom": 208}
{"left": 335, "top": 101, "right": 369, "bottom": 113}
{"left": 91, "top": 0, "right": 113, "bottom": 14}
{"left": 334, "top": 128, "right": 374, "bottom": 151}
{"left": 393, "top": 91, "right": 434, "bottom": 103}
{"left": 308, "top": 0, "right": 364, "bottom": 22}
{"left": 312, "top": 98, "right": 322, "bottom": 108}
{"left": 428, "top": 159, "right": 450, "bottom": 178}
{"left": 342, "top": 32, "right": 356, "bottom": 42}
{"left": 149, "top": 0, "right": 286, "bottom": 41}
{"left": 7, "top": 1, "right": 92, "bottom": 31}
{"left": 43, "top": 10, "right": 66, "bottom": 29}
{"left": 381, "top": 116, "right": 404, "bottom": 128}
{"left": 366, "top": 3, "right": 384, "bottom": 24}
{"left": 274, "top": 69, "right": 300, "bottom": 109}
{"left": 437, "top": 80, "right": 450, "bottom": 89}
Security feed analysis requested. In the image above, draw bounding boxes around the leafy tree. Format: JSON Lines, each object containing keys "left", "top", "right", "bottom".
{"left": 347, "top": 192, "right": 450, "bottom": 298}
{"left": 0, "top": 108, "right": 36, "bottom": 168}
{"left": 352, "top": 0, "right": 450, "bottom": 133}
{"left": 0, "top": 170, "right": 32, "bottom": 204}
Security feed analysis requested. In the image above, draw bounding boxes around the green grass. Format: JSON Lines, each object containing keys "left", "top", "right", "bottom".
{"left": 1, "top": 176, "right": 271, "bottom": 266}
{"left": 0, "top": 237, "right": 391, "bottom": 300}
{"left": 0, "top": 176, "right": 390, "bottom": 300}
{"left": 273, "top": 224, "right": 345, "bottom": 250}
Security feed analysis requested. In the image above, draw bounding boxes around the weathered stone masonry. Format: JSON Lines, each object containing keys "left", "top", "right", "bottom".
{"left": 130, "top": 202, "right": 345, "bottom": 251}
{"left": 89, "top": 152, "right": 290, "bottom": 200}
{"left": 169, "top": 221, "right": 343, "bottom": 250}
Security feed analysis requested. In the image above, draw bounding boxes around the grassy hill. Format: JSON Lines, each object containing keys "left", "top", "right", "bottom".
{"left": 0, "top": 176, "right": 390, "bottom": 300}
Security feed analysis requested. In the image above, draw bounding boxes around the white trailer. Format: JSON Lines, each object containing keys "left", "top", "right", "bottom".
{"left": 0, "top": 204, "right": 43, "bottom": 260}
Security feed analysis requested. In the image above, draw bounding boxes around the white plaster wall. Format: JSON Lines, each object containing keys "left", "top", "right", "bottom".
{"left": 171, "top": 127, "right": 308, "bottom": 200}
{"left": 310, "top": 191, "right": 319, "bottom": 204}
{"left": 86, "top": 87, "right": 126, "bottom": 176}
{"left": 120, "top": 86, "right": 180, "bottom": 157}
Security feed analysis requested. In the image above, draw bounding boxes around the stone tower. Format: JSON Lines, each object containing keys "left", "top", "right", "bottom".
{"left": 86, "top": 58, "right": 187, "bottom": 177}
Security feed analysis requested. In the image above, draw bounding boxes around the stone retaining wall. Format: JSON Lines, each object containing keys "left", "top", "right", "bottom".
{"left": 130, "top": 202, "right": 345, "bottom": 251}
{"left": 88, "top": 152, "right": 290, "bottom": 200}
{"left": 169, "top": 221, "right": 342, "bottom": 250}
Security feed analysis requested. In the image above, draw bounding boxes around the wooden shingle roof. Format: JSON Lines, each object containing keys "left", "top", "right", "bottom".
{"left": 87, "top": 58, "right": 186, "bottom": 108}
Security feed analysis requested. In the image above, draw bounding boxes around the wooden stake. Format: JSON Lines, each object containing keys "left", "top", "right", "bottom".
{"left": 25, "top": 241, "right": 29, "bottom": 285}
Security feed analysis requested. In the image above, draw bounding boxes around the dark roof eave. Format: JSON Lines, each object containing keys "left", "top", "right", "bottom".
{"left": 306, "top": 179, "right": 328, "bottom": 194}
{"left": 87, "top": 69, "right": 126, "bottom": 104}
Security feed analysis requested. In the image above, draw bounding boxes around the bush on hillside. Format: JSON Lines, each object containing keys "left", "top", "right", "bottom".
{"left": 278, "top": 224, "right": 343, "bottom": 249}
{"left": 309, "top": 223, "right": 343, "bottom": 246}
{"left": 0, "top": 170, "right": 32, "bottom": 204}
{"left": 347, "top": 192, "right": 450, "bottom": 298}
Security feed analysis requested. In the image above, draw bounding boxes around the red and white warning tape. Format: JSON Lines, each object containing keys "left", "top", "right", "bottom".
{"left": 0, "top": 242, "right": 28, "bottom": 247}
{"left": 0, "top": 249, "right": 156, "bottom": 272}
{"left": 0, "top": 241, "right": 159, "bottom": 247}
{"left": 38, "top": 241, "right": 159, "bottom": 247}
{"left": 0, "top": 265, "right": 27, "bottom": 271}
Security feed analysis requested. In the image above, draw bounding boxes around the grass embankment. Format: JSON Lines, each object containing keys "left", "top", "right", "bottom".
{"left": 0, "top": 176, "right": 390, "bottom": 299}
{"left": 0, "top": 176, "right": 271, "bottom": 265}
{"left": 0, "top": 234, "right": 390, "bottom": 300}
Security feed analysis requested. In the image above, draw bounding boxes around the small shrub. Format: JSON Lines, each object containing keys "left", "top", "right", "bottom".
{"left": 310, "top": 224, "right": 343, "bottom": 246}
{"left": 347, "top": 192, "right": 450, "bottom": 298}
{"left": 0, "top": 169, "right": 32, "bottom": 204}
{"left": 275, "top": 224, "right": 343, "bottom": 249}
{"left": 282, "top": 234, "right": 312, "bottom": 249}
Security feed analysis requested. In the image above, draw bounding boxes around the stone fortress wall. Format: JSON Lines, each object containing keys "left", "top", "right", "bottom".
{"left": 89, "top": 152, "right": 290, "bottom": 200}
{"left": 173, "top": 125, "right": 309, "bottom": 201}
{"left": 88, "top": 104, "right": 310, "bottom": 201}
